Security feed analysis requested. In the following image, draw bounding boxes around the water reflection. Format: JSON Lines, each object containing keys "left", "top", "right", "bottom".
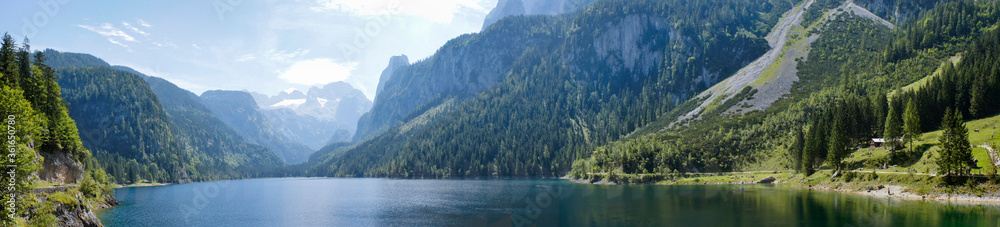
{"left": 99, "top": 179, "right": 1000, "bottom": 227}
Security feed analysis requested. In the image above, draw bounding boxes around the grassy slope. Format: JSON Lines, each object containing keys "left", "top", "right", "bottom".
{"left": 667, "top": 113, "right": 1000, "bottom": 198}
{"left": 888, "top": 55, "right": 963, "bottom": 98}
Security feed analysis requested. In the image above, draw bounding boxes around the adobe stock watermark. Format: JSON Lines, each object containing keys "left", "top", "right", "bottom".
{"left": 5, "top": 115, "right": 18, "bottom": 220}
{"left": 180, "top": 180, "right": 230, "bottom": 225}
{"left": 77, "top": 106, "right": 118, "bottom": 149}
{"left": 21, "top": 0, "right": 72, "bottom": 38}
{"left": 214, "top": 0, "right": 243, "bottom": 21}
{"left": 339, "top": 0, "right": 402, "bottom": 61}
{"left": 511, "top": 185, "right": 567, "bottom": 227}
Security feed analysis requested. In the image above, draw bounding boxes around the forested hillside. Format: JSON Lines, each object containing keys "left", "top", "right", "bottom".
{"left": 0, "top": 34, "right": 115, "bottom": 226}
{"left": 46, "top": 50, "right": 285, "bottom": 184}
{"left": 570, "top": 0, "right": 1000, "bottom": 183}
{"left": 314, "top": 0, "right": 794, "bottom": 178}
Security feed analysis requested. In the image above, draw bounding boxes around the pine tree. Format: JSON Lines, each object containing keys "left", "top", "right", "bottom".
{"left": 970, "top": 75, "right": 987, "bottom": 118}
{"left": 884, "top": 99, "right": 903, "bottom": 150}
{"left": 903, "top": 99, "right": 921, "bottom": 152}
{"left": 827, "top": 103, "right": 850, "bottom": 173}
{"left": 802, "top": 114, "right": 827, "bottom": 175}
{"left": 937, "top": 108, "right": 972, "bottom": 176}
{"left": 0, "top": 33, "right": 19, "bottom": 87}
{"left": 791, "top": 127, "right": 805, "bottom": 172}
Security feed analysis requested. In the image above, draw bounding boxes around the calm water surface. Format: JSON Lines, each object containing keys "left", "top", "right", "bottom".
{"left": 98, "top": 178, "right": 1000, "bottom": 226}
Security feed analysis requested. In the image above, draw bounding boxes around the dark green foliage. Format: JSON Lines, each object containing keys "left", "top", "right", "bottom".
{"left": 801, "top": 0, "right": 843, "bottom": 26}
{"left": 58, "top": 66, "right": 188, "bottom": 183}
{"left": 883, "top": 0, "right": 1000, "bottom": 62}
{"left": 936, "top": 108, "right": 971, "bottom": 175}
{"left": 884, "top": 99, "right": 903, "bottom": 150}
{"left": 895, "top": 26, "right": 1000, "bottom": 134}
{"left": 827, "top": 101, "right": 850, "bottom": 172}
{"left": 795, "top": 14, "right": 893, "bottom": 96}
{"left": 1, "top": 33, "right": 20, "bottom": 87}
{"left": 802, "top": 112, "right": 830, "bottom": 174}
{"left": 790, "top": 127, "right": 805, "bottom": 173}
{"left": 903, "top": 98, "right": 921, "bottom": 148}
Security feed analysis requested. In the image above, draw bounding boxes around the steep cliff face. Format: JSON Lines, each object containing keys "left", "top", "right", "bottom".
{"left": 200, "top": 90, "right": 314, "bottom": 164}
{"left": 482, "top": 0, "right": 597, "bottom": 30}
{"left": 353, "top": 17, "right": 563, "bottom": 141}
{"left": 37, "top": 151, "right": 84, "bottom": 184}
{"left": 254, "top": 82, "right": 371, "bottom": 149}
{"left": 375, "top": 55, "right": 410, "bottom": 95}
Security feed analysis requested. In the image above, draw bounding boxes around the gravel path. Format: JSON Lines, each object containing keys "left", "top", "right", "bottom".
{"left": 979, "top": 145, "right": 1000, "bottom": 168}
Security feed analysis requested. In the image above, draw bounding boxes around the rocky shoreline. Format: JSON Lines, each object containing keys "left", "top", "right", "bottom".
{"left": 568, "top": 176, "right": 1000, "bottom": 205}
{"left": 795, "top": 184, "right": 1000, "bottom": 204}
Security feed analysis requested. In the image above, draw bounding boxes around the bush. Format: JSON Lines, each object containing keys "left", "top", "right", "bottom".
{"left": 47, "top": 192, "right": 78, "bottom": 206}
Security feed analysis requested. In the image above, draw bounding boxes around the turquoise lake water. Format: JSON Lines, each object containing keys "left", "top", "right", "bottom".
{"left": 98, "top": 178, "right": 1000, "bottom": 226}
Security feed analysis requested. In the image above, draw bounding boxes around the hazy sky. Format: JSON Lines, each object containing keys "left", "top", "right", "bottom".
{"left": 1, "top": 0, "right": 499, "bottom": 99}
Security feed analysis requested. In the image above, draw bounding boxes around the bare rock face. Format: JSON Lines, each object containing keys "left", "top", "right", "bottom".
{"left": 593, "top": 14, "right": 671, "bottom": 80}
{"left": 38, "top": 151, "right": 84, "bottom": 184}
{"left": 353, "top": 28, "right": 551, "bottom": 141}
{"left": 54, "top": 204, "right": 103, "bottom": 227}
{"left": 757, "top": 176, "right": 776, "bottom": 184}
{"left": 376, "top": 55, "right": 410, "bottom": 96}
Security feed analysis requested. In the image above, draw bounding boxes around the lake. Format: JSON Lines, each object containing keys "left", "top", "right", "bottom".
{"left": 98, "top": 178, "right": 1000, "bottom": 226}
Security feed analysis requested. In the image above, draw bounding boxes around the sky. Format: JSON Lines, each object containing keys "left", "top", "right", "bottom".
{"left": 1, "top": 0, "right": 499, "bottom": 100}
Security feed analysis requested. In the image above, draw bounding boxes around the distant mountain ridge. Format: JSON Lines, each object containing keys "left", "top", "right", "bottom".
{"left": 251, "top": 82, "right": 371, "bottom": 149}
{"left": 201, "top": 90, "right": 314, "bottom": 164}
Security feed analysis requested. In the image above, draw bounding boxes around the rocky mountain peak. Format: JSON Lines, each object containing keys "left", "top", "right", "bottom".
{"left": 376, "top": 55, "right": 410, "bottom": 96}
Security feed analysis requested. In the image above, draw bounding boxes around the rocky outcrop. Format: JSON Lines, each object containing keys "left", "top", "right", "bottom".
{"left": 757, "top": 176, "right": 776, "bottom": 184}
{"left": 353, "top": 19, "right": 562, "bottom": 141}
{"left": 593, "top": 14, "right": 671, "bottom": 79}
{"left": 54, "top": 204, "right": 102, "bottom": 227}
{"left": 38, "top": 151, "right": 84, "bottom": 184}
{"left": 376, "top": 55, "right": 410, "bottom": 95}
{"left": 482, "top": 0, "right": 597, "bottom": 30}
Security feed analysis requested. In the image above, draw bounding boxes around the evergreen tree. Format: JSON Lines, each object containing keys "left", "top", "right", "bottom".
{"left": 827, "top": 103, "right": 850, "bottom": 173}
{"left": 903, "top": 99, "right": 921, "bottom": 152}
{"left": 970, "top": 76, "right": 987, "bottom": 118}
{"left": 937, "top": 108, "right": 972, "bottom": 176}
{"left": 0, "top": 33, "right": 18, "bottom": 87}
{"left": 884, "top": 99, "right": 903, "bottom": 151}
{"left": 790, "top": 127, "right": 805, "bottom": 172}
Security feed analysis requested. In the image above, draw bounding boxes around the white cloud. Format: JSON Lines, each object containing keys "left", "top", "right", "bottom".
{"left": 78, "top": 23, "right": 139, "bottom": 49}
{"left": 106, "top": 38, "right": 129, "bottom": 48}
{"left": 235, "top": 54, "right": 256, "bottom": 62}
{"left": 279, "top": 58, "right": 356, "bottom": 85}
{"left": 121, "top": 22, "right": 149, "bottom": 36}
{"left": 137, "top": 19, "right": 152, "bottom": 28}
{"left": 312, "top": 0, "right": 492, "bottom": 23}
{"left": 192, "top": 44, "right": 201, "bottom": 49}
{"left": 78, "top": 23, "right": 137, "bottom": 42}
{"left": 235, "top": 49, "right": 310, "bottom": 63}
